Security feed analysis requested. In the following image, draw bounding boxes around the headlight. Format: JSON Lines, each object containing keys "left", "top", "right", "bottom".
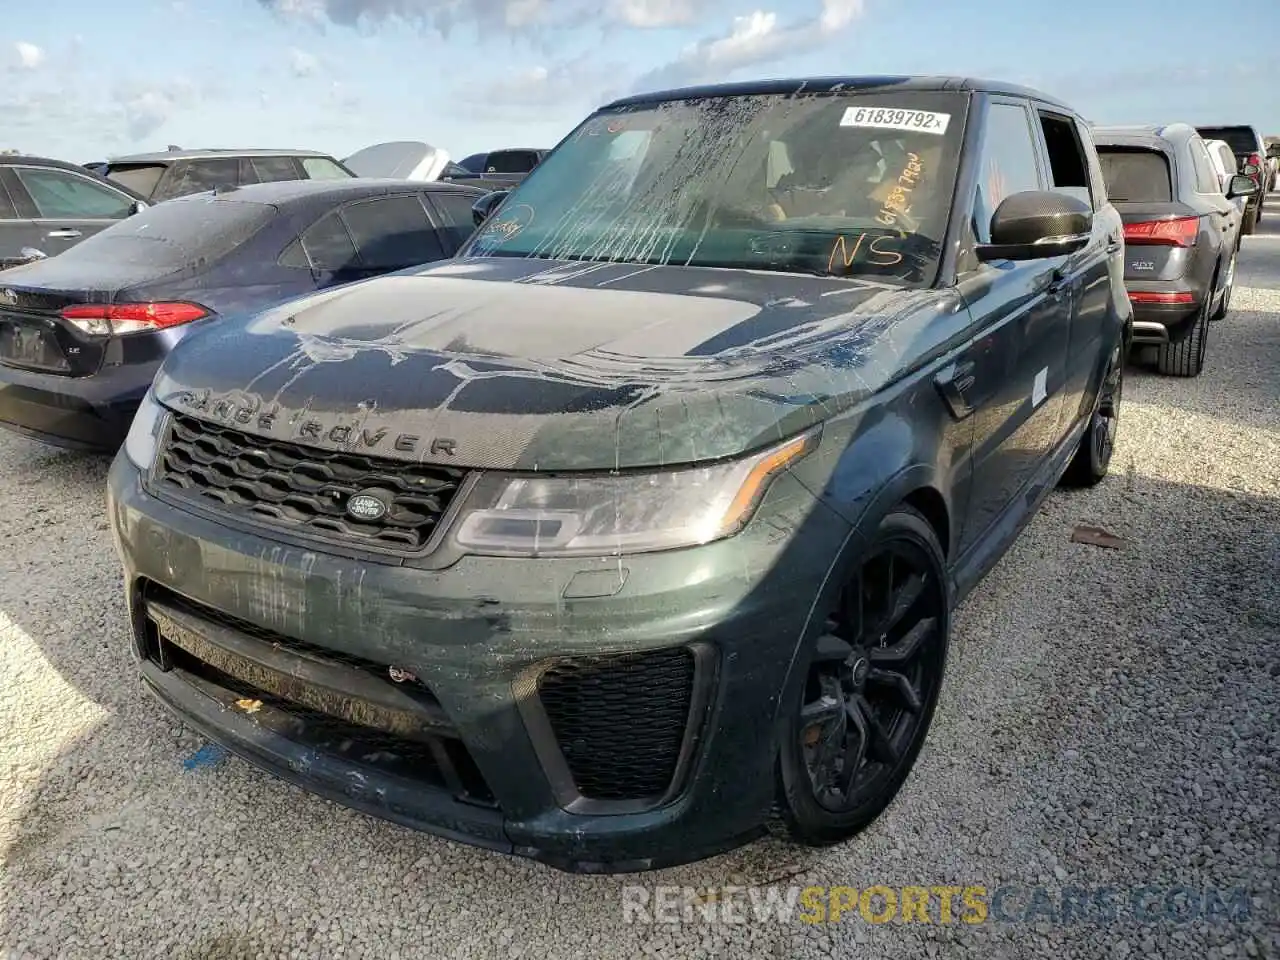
{"left": 124, "top": 390, "right": 167, "bottom": 471}
{"left": 452, "top": 429, "right": 818, "bottom": 557}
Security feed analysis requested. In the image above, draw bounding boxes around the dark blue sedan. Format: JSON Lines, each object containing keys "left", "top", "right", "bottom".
{"left": 0, "top": 177, "right": 485, "bottom": 451}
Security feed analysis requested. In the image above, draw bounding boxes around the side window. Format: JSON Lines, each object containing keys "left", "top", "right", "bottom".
{"left": 165, "top": 159, "right": 241, "bottom": 198}
{"left": 300, "top": 157, "right": 351, "bottom": 180}
{"left": 299, "top": 212, "right": 358, "bottom": 271}
{"left": 971, "top": 102, "right": 1044, "bottom": 246}
{"left": 0, "top": 177, "right": 19, "bottom": 220}
{"left": 340, "top": 195, "right": 444, "bottom": 269}
{"left": 1038, "top": 112, "right": 1092, "bottom": 207}
{"left": 485, "top": 151, "right": 537, "bottom": 174}
{"left": 428, "top": 192, "right": 482, "bottom": 251}
{"left": 1188, "top": 139, "right": 1221, "bottom": 194}
{"left": 252, "top": 156, "right": 304, "bottom": 183}
{"left": 277, "top": 237, "right": 311, "bottom": 269}
{"left": 14, "top": 167, "right": 135, "bottom": 219}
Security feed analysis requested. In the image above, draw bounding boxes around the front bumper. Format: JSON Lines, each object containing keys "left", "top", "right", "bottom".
{"left": 0, "top": 360, "right": 157, "bottom": 451}
{"left": 107, "top": 451, "right": 852, "bottom": 871}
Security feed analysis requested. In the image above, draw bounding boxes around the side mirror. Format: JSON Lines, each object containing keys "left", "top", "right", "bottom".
{"left": 976, "top": 190, "right": 1093, "bottom": 262}
{"left": 472, "top": 190, "right": 510, "bottom": 227}
{"left": 18, "top": 246, "right": 48, "bottom": 263}
{"left": 127, "top": 200, "right": 148, "bottom": 216}
{"left": 1226, "top": 174, "right": 1259, "bottom": 199}
{"left": 1266, "top": 144, "right": 1280, "bottom": 159}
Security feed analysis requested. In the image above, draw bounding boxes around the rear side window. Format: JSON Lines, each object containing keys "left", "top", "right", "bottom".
{"left": 340, "top": 195, "right": 444, "bottom": 269}
{"left": 14, "top": 167, "right": 136, "bottom": 219}
{"left": 1096, "top": 148, "right": 1172, "bottom": 202}
{"left": 105, "top": 163, "right": 167, "bottom": 197}
{"left": 0, "top": 178, "right": 16, "bottom": 219}
{"left": 52, "top": 195, "right": 275, "bottom": 268}
{"left": 251, "top": 156, "right": 303, "bottom": 183}
{"left": 300, "top": 157, "right": 352, "bottom": 180}
{"left": 164, "top": 159, "right": 241, "bottom": 199}
{"left": 298, "top": 212, "right": 358, "bottom": 271}
{"left": 428, "top": 192, "right": 481, "bottom": 250}
{"left": 1038, "top": 112, "right": 1092, "bottom": 207}
{"left": 484, "top": 150, "right": 538, "bottom": 174}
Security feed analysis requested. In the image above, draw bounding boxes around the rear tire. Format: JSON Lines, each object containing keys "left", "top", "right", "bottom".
{"left": 1062, "top": 339, "right": 1123, "bottom": 487}
{"left": 1156, "top": 298, "right": 1209, "bottom": 377}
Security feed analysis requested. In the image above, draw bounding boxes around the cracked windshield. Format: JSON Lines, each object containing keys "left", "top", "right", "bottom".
{"left": 1, "top": 0, "right": 1276, "bottom": 958}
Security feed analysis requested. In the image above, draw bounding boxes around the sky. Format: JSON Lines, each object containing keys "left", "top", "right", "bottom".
{"left": 3, "top": 0, "right": 1278, "bottom": 165}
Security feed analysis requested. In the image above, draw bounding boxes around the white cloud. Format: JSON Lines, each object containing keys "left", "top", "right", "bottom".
{"left": 288, "top": 47, "right": 320, "bottom": 77}
{"left": 632, "top": 0, "right": 865, "bottom": 91}
{"left": 610, "top": 0, "right": 706, "bottom": 27}
{"left": 14, "top": 42, "right": 44, "bottom": 70}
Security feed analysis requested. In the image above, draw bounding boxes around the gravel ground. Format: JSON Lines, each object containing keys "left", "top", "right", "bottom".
{"left": 1, "top": 206, "right": 1278, "bottom": 960}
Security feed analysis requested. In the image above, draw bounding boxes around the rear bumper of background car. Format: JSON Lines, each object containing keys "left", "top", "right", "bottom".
{"left": 0, "top": 360, "right": 158, "bottom": 451}
{"left": 1127, "top": 282, "right": 1209, "bottom": 345}
{"left": 106, "top": 451, "right": 853, "bottom": 872}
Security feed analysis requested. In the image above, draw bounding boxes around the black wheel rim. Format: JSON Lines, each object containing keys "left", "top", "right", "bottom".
{"left": 1093, "top": 346, "right": 1122, "bottom": 468}
{"left": 799, "top": 539, "right": 945, "bottom": 813}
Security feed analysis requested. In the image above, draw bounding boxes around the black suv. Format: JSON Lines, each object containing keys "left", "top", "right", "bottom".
{"left": 107, "top": 76, "right": 1129, "bottom": 872}
{"left": 100, "top": 149, "right": 355, "bottom": 203}
{"left": 1194, "top": 125, "right": 1268, "bottom": 233}
{"left": 1093, "top": 124, "right": 1256, "bottom": 377}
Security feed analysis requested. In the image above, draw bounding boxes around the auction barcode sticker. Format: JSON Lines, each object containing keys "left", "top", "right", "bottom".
{"left": 840, "top": 106, "right": 951, "bottom": 135}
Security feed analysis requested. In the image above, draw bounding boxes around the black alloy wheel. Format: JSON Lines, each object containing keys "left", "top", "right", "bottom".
{"left": 1063, "top": 340, "right": 1123, "bottom": 487}
{"left": 775, "top": 506, "right": 949, "bottom": 845}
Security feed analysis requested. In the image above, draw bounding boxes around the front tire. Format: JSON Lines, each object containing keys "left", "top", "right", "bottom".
{"left": 775, "top": 506, "right": 949, "bottom": 846}
{"left": 1156, "top": 297, "right": 1209, "bottom": 378}
{"left": 1211, "top": 252, "right": 1236, "bottom": 321}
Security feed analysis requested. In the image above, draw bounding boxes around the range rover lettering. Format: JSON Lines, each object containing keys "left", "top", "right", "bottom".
{"left": 107, "top": 77, "right": 1130, "bottom": 872}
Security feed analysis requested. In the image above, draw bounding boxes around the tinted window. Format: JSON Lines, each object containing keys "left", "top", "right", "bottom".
{"left": 458, "top": 153, "right": 488, "bottom": 173}
{"left": 105, "top": 163, "right": 167, "bottom": 197}
{"left": 1096, "top": 148, "right": 1172, "bottom": 202}
{"left": 429, "top": 191, "right": 482, "bottom": 249}
{"left": 300, "top": 212, "right": 358, "bottom": 271}
{"left": 1195, "top": 127, "right": 1260, "bottom": 156}
{"left": 485, "top": 150, "right": 538, "bottom": 174}
{"left": 300, "top": 157, "right": 352, "bottom": 180}
{"left": 972, "top": 103, "right": 1044, "bottom": 243}
{"left": 49, "top": 195, "right": 275, "bottom": 268}
{"left": 252, "top": 156, "right": 302, "bottom": 183}
{"left": 341, "top": 195, "right": 443, "bottom": 269}
{"left": 1188, "top": 139, "right": 1220, "bottom": 194}
{"left": 15, "top": 167, "right": 135, "bottom": 219}
{"left": 165, "top": 159, "right": 241, "bottom": 198}
{"left": 1038, "top": 113, "right": 1091, "bottom": 207}
{"left": 0, "top": 179, "right": 17, "bottom": 219}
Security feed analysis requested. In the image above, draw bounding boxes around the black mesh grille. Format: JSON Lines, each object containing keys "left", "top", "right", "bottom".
{"left": 537, "top": 648, "right": 695, "bottom": 802}
{"left": 155, "top": 413, "right": 466, "bottom": 553}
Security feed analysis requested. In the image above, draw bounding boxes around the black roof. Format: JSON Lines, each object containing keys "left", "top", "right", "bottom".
{"left": 157, "top": 177, "right": 487, "bottom": 208}
{"left": 0, "top": 153, "right": 150, "bottom": 201}
{"left": 602, "top": 75, "right": 1075, "bottom": 114}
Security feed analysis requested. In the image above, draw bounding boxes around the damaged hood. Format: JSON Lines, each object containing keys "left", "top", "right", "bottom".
{"left": 154, "top": 257, "right": 961, "bottom": 470}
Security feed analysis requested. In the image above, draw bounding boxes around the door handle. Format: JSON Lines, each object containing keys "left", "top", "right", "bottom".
{"left": 45, "top": 229, "right": 82, "bottom": 239}
{"left": 1106, "top": 241, "right": 1122, "bottom": 254}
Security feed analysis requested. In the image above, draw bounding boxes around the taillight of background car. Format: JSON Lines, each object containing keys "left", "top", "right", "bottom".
{"left": 1123, "top": 216, "right": 1200, "bottom": 247}
{"left": 60, "top": 302, "right": 210, "bottom": 336}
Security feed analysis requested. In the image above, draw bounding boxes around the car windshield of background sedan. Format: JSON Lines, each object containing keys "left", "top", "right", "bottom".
{"left": 464, "top": 91, "right": 966, "bottom": 286}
